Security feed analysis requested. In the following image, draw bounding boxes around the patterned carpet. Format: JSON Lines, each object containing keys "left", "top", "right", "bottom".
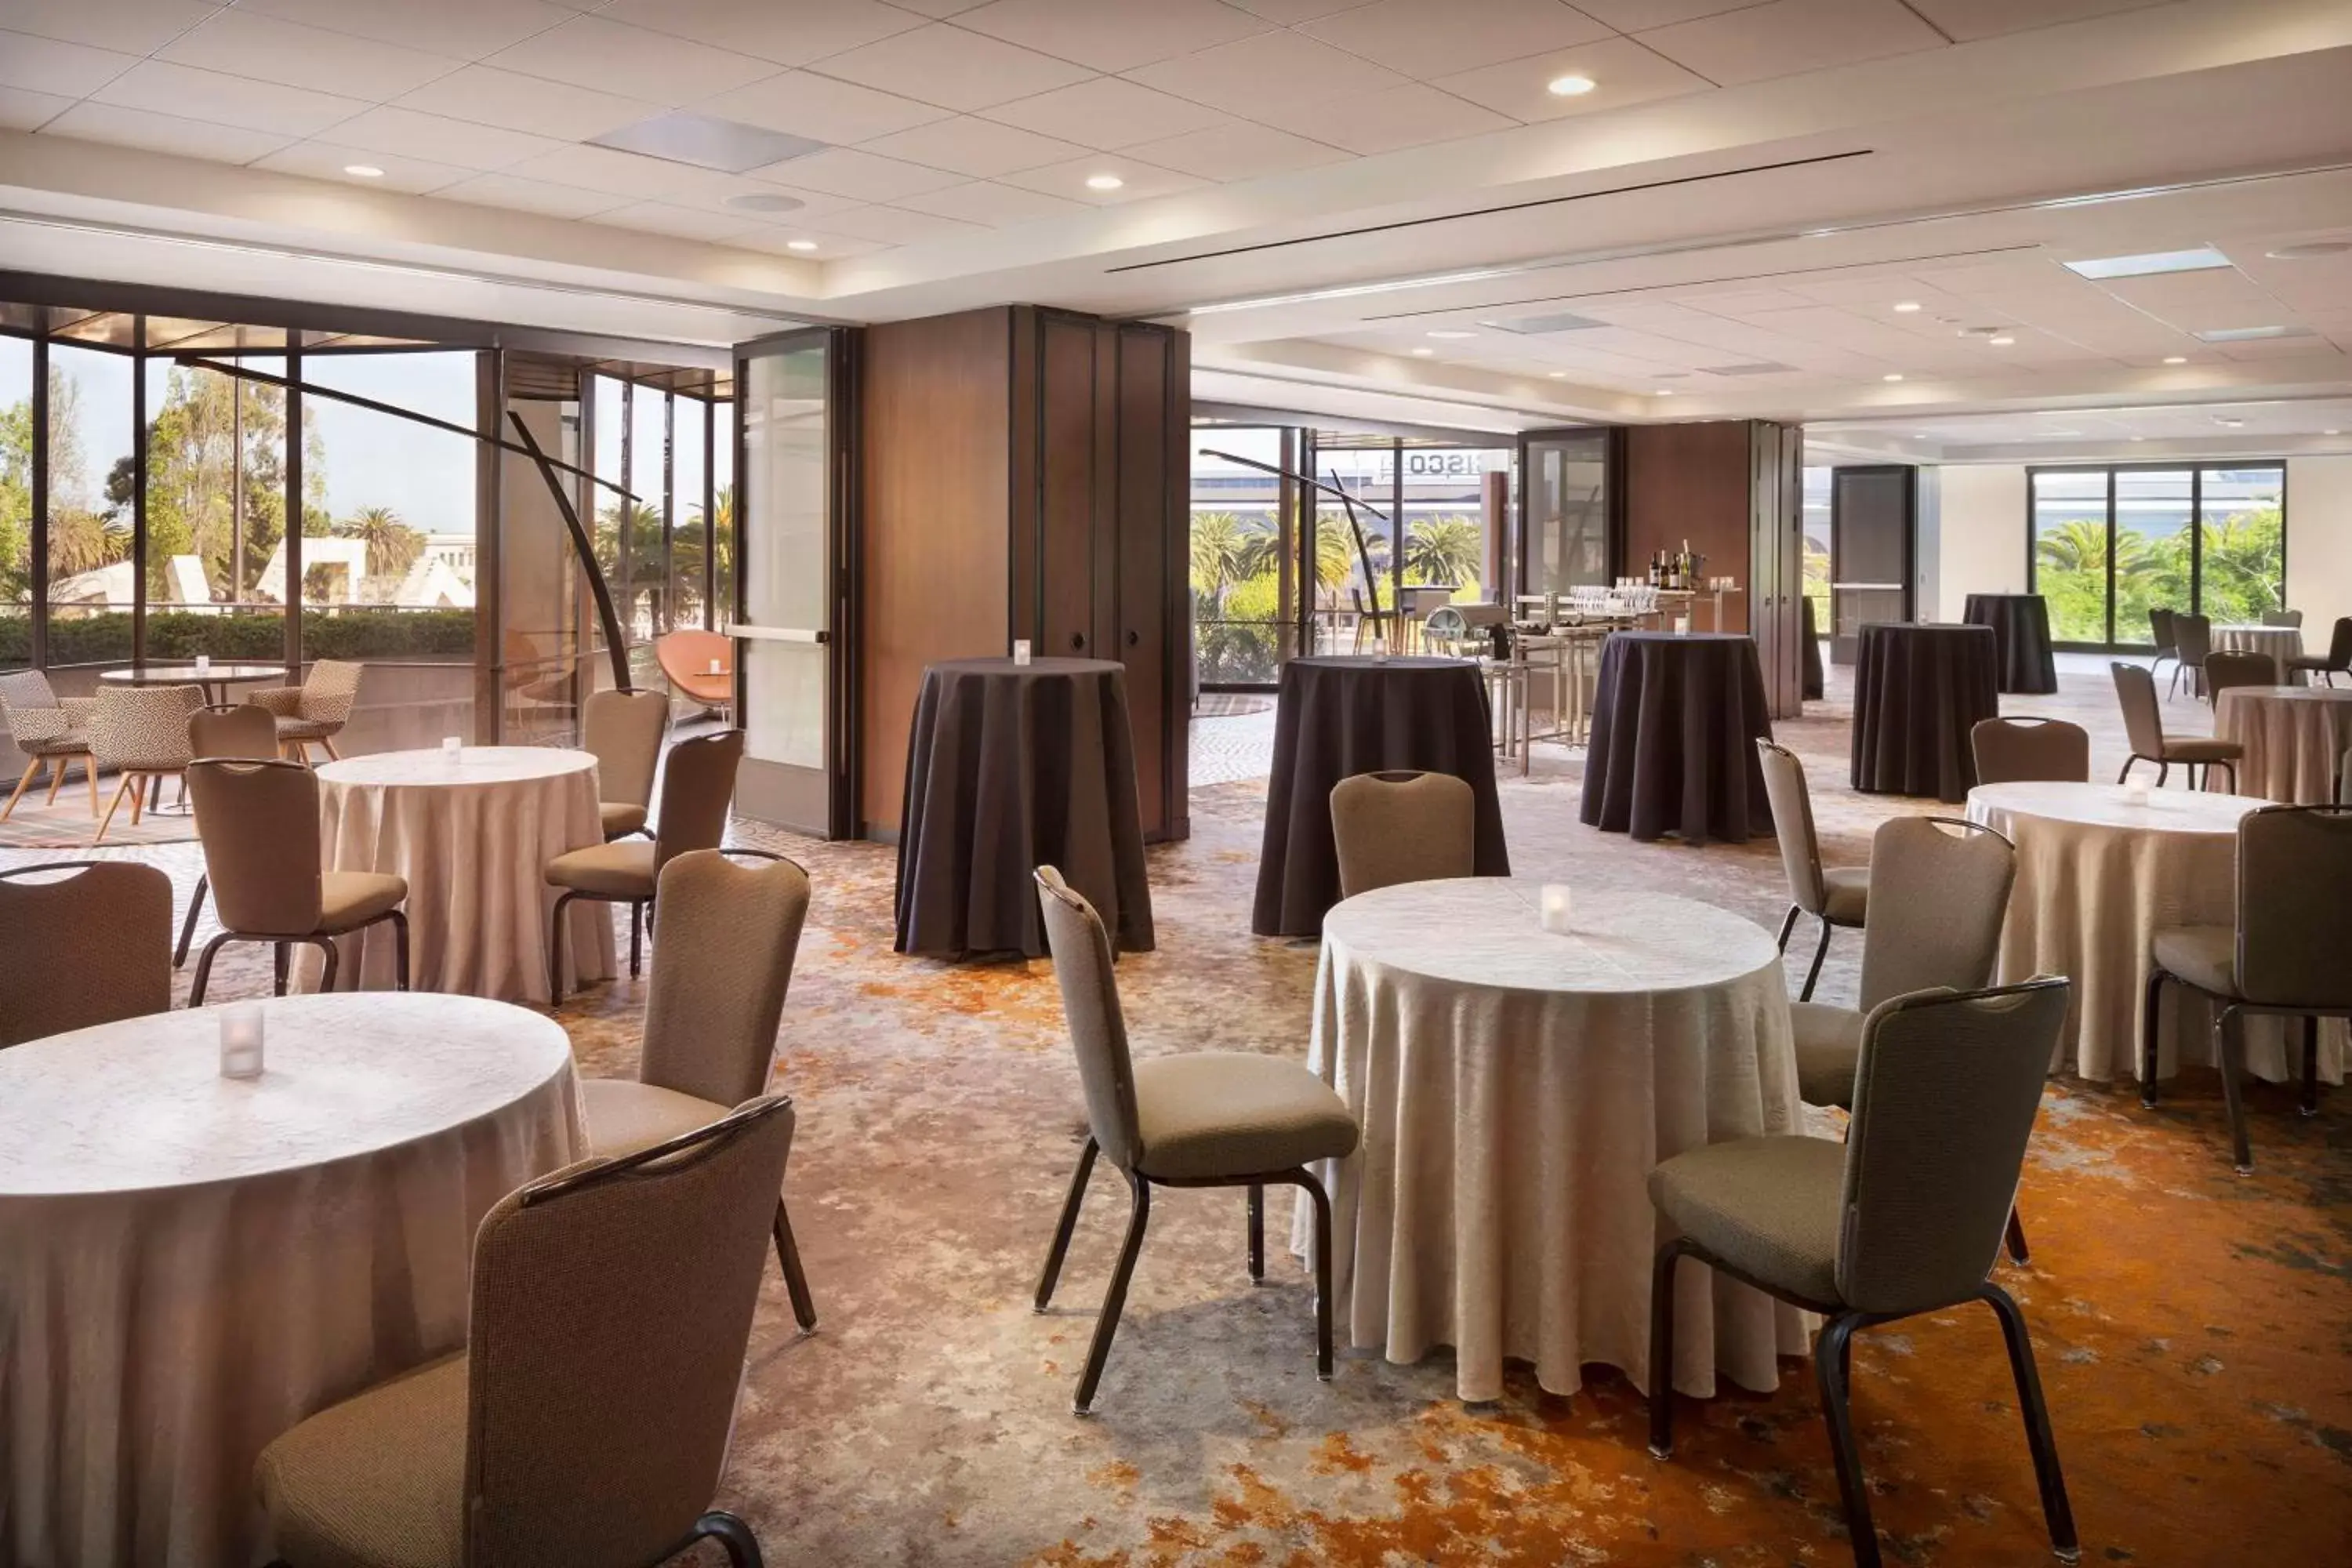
{"left": 5, "top": 659, "right": 2346, "bottom": 1565}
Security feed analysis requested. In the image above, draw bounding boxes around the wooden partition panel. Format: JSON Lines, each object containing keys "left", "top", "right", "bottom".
{"left": 1116, "top": 325, "right": 1171, "bottom": 838}
{"left": 1624, "top": 422, "right": 1755, "bottom": 631}
{"left": 1035, "top": 311, "right": 1101, "bottom": 659}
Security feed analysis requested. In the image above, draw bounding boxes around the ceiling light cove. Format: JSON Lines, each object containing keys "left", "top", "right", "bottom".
{"left": 1988, "top": 336, "right": 2016, "bottom": 346}
{"left": 1893, "top": 300, "right": 1921, "bottom": 312}
{"left": 1409, "top": 347, "right": 1434, "bottom": 356}
{"left": 2062, "top": 246, "right": 2231, "bottom": 279}
{"left": 343, "top": 165, "right": 383, "bottom": 179}
{"left": 1882, "top": 373, "right": 1905, "bottom": 383}
{"left": 786, "top": 240, "right": 818, "bottom": 252}
{"left": 2163, "top": 355, "right": 2189, "bottom": 364}
{"left": 1547, "top": 74, "right": 1596, "bottom": 97}
{"left": 1425, "top": 329, "right": 1476, "bottom": 339}
{"left": 1085, "top": 174, "right": 1125, "bottom": 191}
{"left": 1652, "top": 389, "right": 1674, "bottom": 397}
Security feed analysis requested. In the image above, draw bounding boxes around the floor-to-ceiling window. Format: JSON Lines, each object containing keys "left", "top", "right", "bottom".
{"left": 1801, "top": 465, "right": 1832, "bottom": 637}
{"left": 1522, "top": 429, "right": 1611, "bottom": 601}
{"left": 1190, "top": 427, "right": 1290, "bottom": 685}
{"left": 1, "top": 336, "right": 31, "bottom": 672}
{"left": 44, "top": 343, "right": 136, "bottom": 670}
{"left": 2030, "top": 463, "right": 2287, "bottom": 648}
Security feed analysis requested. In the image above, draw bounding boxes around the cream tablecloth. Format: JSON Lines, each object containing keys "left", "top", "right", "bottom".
{"left": 0, "top": 993, "right": 583, "bottom": 1568}
{"left": 1296, "top": 878, "right": 1810, "bottom": 1403}
{"left": 2212, "top": 624, "right": 2305, "bottom": 684}
{"left": 303, "top": 746, "right": 615, "bottom": 1001}
{"left": 2208, "top": 685, "right": 2352, "bottom": 804}
{"left": 1966, "top": 781, "right": 2343, "bottom": 1084}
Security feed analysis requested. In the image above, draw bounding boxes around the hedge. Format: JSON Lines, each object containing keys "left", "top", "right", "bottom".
{"left": 2, "top": 608, "right": 477, "bottom": 666}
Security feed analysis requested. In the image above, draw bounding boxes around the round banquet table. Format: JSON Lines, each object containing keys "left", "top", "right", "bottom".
{"left": 100, "top": 662, "right": 287, "bottom": 707}
{"left": 1965, "top": 782, "right": 2344, "bottom": 1085}
{"left": 1578, "top": 632, "right": 1773, "bottom": 844}
{"left": 1295, "top": 878, "right": 1812, "bottom": 1403}
{"left": 1850, "top": 622, "right": 2000, "bottom": 802}
{"left": 2208, "top": 685, "right": 2352, "bottom": 804}
{"left": 1961, "top": 593, "right": 2059, "bottom": 695}
{"left": 298, "top": 745, "right": 616, "bottom": 1001}
{"left": 1253, "top": 655, "right": 1508, "bottom": 938}
{"left": 0, "top": 993, "right": 583, "bottom": 1568}
{"left": 896, "top": 657, "right": 1153, "bottom": 960}
{"left": 2212, "top": 624, "right": 2305, "bottom": 684}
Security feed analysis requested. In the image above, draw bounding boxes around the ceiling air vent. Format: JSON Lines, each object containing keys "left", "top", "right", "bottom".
{"left": 590, "top": 113, "right": 824, "bottom": 174}
{"left": 1697, "top": 361, "right": 1792, "bottom": 376}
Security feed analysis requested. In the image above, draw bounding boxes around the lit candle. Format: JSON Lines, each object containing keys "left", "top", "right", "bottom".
{"left": 1012, "top": 639, "right": 1032, "bottom": 667}
{"left": 194, "top": 653, "right": 211, "bottom": 675}
{"left": 1672, "top": 615, "right": 1692, "bottom": 635}
{"left": 220, "top": 1003, "right": 264, "bottom": 1080}
{"left": 441, "top": 735, "right": 462, "bottom": 760}
{"left": 1540, "top": 884, "right": 1572, "bottom": 933}
{"left": 2122, "top": 782, "right": 2150, "bottom": 807}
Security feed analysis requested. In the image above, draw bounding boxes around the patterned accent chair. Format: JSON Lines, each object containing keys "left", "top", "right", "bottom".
{"left": 249, "top": 659, "right": 364, "bottom": 764}
{"left": 91, "top": 684, "right": 202, "bottom": 844}
{"left": 1, "top": 670, "right": 100, "bottom": 821}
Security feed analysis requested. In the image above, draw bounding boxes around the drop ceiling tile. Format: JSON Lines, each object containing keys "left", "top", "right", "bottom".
{"left": 809, "top": 24, "right": 1093, "bottom": 112}
{"left": 1574, "top": 0, "right": 1764, "bottom": 26}
{"left": 859, "top": 116, "right": 1088, "bottom": 176}
{"left": 395, "top": 65, "right": 661, "bottom": 141}
{"left": 1121, "top": 120, "right": 1349, "bottom": 181}
{"left": 160, "top": 10, "right": 461, "bottom": 100}
{"left": 1305, "top": 0, "right": 1610, "bottom": 79}
{"left": 485, "top": 16, "right": 779, "bottom": 105}
{"left": 809, "top": 203, "right": 989, "bottom": 243}
{"left": 1903, "top": 0, "right": 2163, "bottom": 42}
{"left": 956, "top": 0, "right": 1270, "bottom": 74}
{"left": 320, "top": 106, "right": 567, "bottom": 171}
{"left": 434, "top": 170, "right": 633, "bottom": 218}
{"left": 2096, "top": 269, "right": 2284, "bottom": 333}
{"left": 93, "top": 61, "right": 371, "bottom": 138}
{"left": 1127, "top": 29, "right": 1410, "bottom": 114}
{"left": 238, "top": 0, "right": 581, "bottom": 61}
{"left": 1221, "top": 0, "right": 1374, "bottom": 20}
{"left": 699, "top": 71, "right": 950, "bottom": 142}
{"left": 0, "top": 85, "right": 71, "bottom": 129}
{"left": 506, "top": 142, "right": 752, "bottom": 201}
{"left": 1432, "top": 34, "right": 1711, "bottom": 120}
{"left": 711, "top": 181, "right": 864, "bottom": 220}
{"left": 1635, "top": 0, "right": 1944, "bottom": 88}
{"left": 42, "top": 100, "right": 294, "bottom": 162}
{"left": 1247, "top": 81, "right": 1514, "bottom": 154}
{"left": 252, "top": 140, "right": 475, "bottom": 192}
{"left": 0, "top": 0, "right": 217, "bottom": 54}
{"left": 728, "top": 226, "right": 889, "bottom": 258}
{"left": 0, "top": 27, "right": 137, "bottom": 98}
{"left": 596, "top": 0, "right": 923, "bottom": 66}
{"left": 893, "top": 178, "right": 1088, "bottom": 225}
{"left": 591, "top": 201, "right": 773, "bottom": 241}
{"left": 980, "top": 75, "right": 1229, "bottom": 150}
{"left": 998, "top": 154, "right": 1206, "bottom": 204}
{"left": 755, "top": 147, "right": 964, "bottom": 201}
{"left": 881, "top": 0, "right": 989, "bottom": 14}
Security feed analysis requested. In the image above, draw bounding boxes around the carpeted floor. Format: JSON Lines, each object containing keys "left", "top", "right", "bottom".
{"left": 7, "top": 657, "right": 2346, "bottom": 1565}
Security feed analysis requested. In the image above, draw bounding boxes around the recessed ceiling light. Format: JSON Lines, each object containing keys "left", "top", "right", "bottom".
{"left": 343, "top": 165, "right": 384, "bottom": 178}
{"left": 1547, "top": 74, "right": 1595, "bottom": 96}
{"left": 1882, "top": 372, "right": 1905, "bottom": 382}
{"left": 1987, "top": 335, "right": 2016, "bottom": 346}
{"left": 1548, "top": 371, "right": 1567, "bottom": 379}
{"left": 1653, "top": 389, "right": 1674, "bottom": 397}
{"left": 1892, "top": 301, "right": 1921, "bottom": 313}
{"left": 1410, "top": 347, "right": 1434, "bottom": 356}
{"left": 2194, "top": 324, "right": 2315, "bottom": 343}
{"left": 724, "top": 191, "right": 804, "bottom": 213}
{"left": 786, "top": 239, "right": 818, "bottom": 252}
{"left": 1425, "top": 329, "right": 1475, "bottom": 339}
{"left": 2162, "top": 355, "right": 2188, "bottom": 364}
{"left": 1085, "top": 173, "right": 1124, "bottom": 191}
{"left": 2325, "top": 428, "right": 2343, "bottom": 436}
{"left": 2061, "top": 246, "right": 2231, "bottom": 280}
{"left": 2265, "top": 241, "right": 2351, "bottom": 260}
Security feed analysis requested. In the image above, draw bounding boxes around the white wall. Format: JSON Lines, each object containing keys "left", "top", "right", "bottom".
{"left": 2286, "top": 456, "right": 2352, "bottom": 649}
{"left": 1931, "top": 463, "right": 2027, "bottom": 622}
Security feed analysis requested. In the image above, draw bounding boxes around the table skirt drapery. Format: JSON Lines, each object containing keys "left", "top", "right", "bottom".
{"left": 2208, "top": 686, "right": 2352, "bottom": 804}
{"left": 1849, "top": 622, "right": 2000, "bottom": 802}
{"left": 1962, "top": 593, "right": 2059, "bottom": 695}
{"left": 1578, "top": 633, "right": 1774, "bottom": 844}
{"left": 2212, "top": 624, "right": 2306, "bottom": 684}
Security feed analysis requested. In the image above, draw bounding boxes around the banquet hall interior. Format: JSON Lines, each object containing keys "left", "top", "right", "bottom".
{"left": 3, "top": 2, "right": 2350, "bottom": 1565}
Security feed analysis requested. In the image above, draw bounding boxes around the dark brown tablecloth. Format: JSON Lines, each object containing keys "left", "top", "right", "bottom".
{"left": 1850, "top": 622, "right": 2001, "bottom": 801}
{"left": 895, "top": 657, "right": 1153, "bottom": 961}
{"left": 1579, "top": 633, "right": 1774, "bottom": 844}
{"left": 1962, "top": 593, "right": 2059, "bottom": 695}
{"left": 1252, "top": 656, "right": 1508, "bottom": 937}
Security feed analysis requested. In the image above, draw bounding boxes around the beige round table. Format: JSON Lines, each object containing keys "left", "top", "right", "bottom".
{"left": 2212, "top": 624, "right": 2305, "bottom": 684}
{"left": 303, "top": 745, "right": 616, "bottom": 1001}
{"left": 1295, "top": 877, "right": 1809, "bottom": 1404}
{"left": 0, "top": 993, "right": 583, "bottom": 1568}
{"left": 2208, "top": 684, "right": 2352, "bottom": 804}
{"left": 1965, "top": 781, "right": 2343, "bottom": 1085}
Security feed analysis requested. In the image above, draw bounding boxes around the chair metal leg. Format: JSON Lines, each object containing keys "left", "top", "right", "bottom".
{"left": 2004, "top": 1207, "right": 2031, "bottom": 1266}
{"left": 1775, "top": 904, "right": 1800, "bottom": 953}
{"left": 1981, "top": 1284, "right": 2081, "bottom": 1563}
{"left": 1294, "top": 1167, "right": 1334, "bottom": 1381}
{"left": 2140, "top": 969, "right": 2168, "bottom": 1109}
{"left": 1247, "top": 1182, "right": 1265, "bottom": 1283}
{"left": 1814, "top": 1313, "right": 1880, "bottom": 1568}
{"left": 2154, "top": 760, "right": 2170, "bottom": 789}
{"left": 190, "top": 931, "right": 235, "bottom": 1005}
{"left": 630, "top": 901, "right": 643, "bottom": 978}
{"left": 774, "top": 1199, "right": 818, "bottom": 1334}
{"left": 273, "top": 941, "right": 290, "bottom": 996}
{"left": 692, "top": 1512, "right": 764, "bottom": 1568}
{"left": 2115, "top": 756, "right": 2136, "bottom": 786}
{"left": 2216, "top": 1005, "right": 2253, "bottom": 1175}
{"left": 1035, "top": 1137, "right": 1098, "bottom": 1312}
{"left": 548, "top": 890, "right": 579, "bottom": 1002}
{"left": 176, "top": 875, "right": 209, "bottom": 967}
{"left": 315, "top": 937, "right": 339, "bottom": 995}
{"left": 387, "top": 909, "right": 411, "bottom": 991}
{"left": 2216, "top": 760, "right": 2237, "bottom": 794}
{"left": 1799, "top": 917, "right": 1834, "bottom": 1002}
{"left": 1647, "top": 1239, "right": 1691, "bottom": 1458}
{"left": 1073, "top": 1168, "right": 1150, "bottom": 1414}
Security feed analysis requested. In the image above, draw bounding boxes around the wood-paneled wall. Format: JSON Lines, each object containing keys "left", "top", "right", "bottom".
{"left": 1624, "top": 422, "right": 1755, "bottom": 633}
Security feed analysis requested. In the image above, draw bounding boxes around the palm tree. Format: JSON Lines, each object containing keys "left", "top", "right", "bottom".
{"left": 2034, "top": 517, "right": 2110, "bottom": 574}
{"left": 339, "top": 504, "right": 425, "bottom": 580}
{"left": 1404, "top": 516, "right": 1482, "bottom": 586}
{"left": 48, "top": 506, "right": 127, "bottom": 576}
{"left": 1190, "top": 512, "right": 1261, "bottom": 608}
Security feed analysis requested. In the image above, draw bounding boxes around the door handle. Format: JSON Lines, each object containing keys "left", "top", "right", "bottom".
{"left": 1125, "top": 629, "right": 1139, "bottom": 647}
{"left": 1069, "top": 632, "right": 1086, "bottom": 650}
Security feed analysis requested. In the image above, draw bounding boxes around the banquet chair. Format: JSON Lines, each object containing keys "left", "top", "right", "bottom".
{"left": 1032, "top": 866, "right": 1359, "bottom": 1414}
{"left": 1330, "top": 770, "right": 1475, "bottom": 898}
{"left": 0, "top": 668, "right": 98, "bottom": 822}
{"left": 2172, "top": 612, "right": 2213, "bottom": 699}
{"left": 2141, "top": 804, "right": 2352, "bottom": 1174}
{"left": 0, "top": 861, "right": 172, "bottom": 1046}
{"left": 2147, "top": 607, "right": 2180, "bottom": 695}
{"left": 249, "top": 659, "right": 363, "bottom": 765}
{"left": 184, "top": 758, "right": 410, "bottom": 1004}
{"left": 1969, "top": 717, "right": 2089, "bottom": 786}
{"left": 1648, "top": 978, "right": 2078, "bottom": 1568}
{"left": 174, "top": 703, "right": 282, "bottom": 967}
{"left": 1757, "top": 739, "right": 1867, "bottom": 1002}
{"left": 2286, "top": 616, "right": 2352, "bottom": 687}
{"left": 2341, "top": 746, "right": 2351, "bottom": 806}
{"left": 546, "top": 728, "right": 744, "bottom": 998}
{"left": 2201, "top": 650, "right": 2276, "bottom": 706}
{"left": 256, "top": 1097, "right": 794, "bottom": 1568}
{"left": 580, "top": 848, "right": 818, "bottom": 1332}
{"left": 583, "top": 686, "right": 669, "bottom": 840}
{"left": 2261, "top": 609, "right": 2303, "bottom": 629}
{"left": 2112, "top": 662, "right": 2240, "bottom": 792}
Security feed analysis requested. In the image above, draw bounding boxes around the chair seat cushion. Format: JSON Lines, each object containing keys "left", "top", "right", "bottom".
{"left": 319, "top": 871, "right": 407, "bottom": 932}
{"left": 546, "top": 840, "right": 658, "bottom": 898}
{"left": 1821, "top": 866, "right": 1868, "bottom": 924}
{"left": 581, "top": 1077, "right": 725, "bottom": 1157}
{"left": 600, "top": 801, "right": 648, "bottom": 838}
{"left": 254, "top": 1352, "right": 465, "bottom": 1568}
{"left": 2158, "top": 738, "right": 2241, "bottom": 763}
{"left": 1649, "top": 1134, "right": 1846, "bottom": 1309}
{"left": 274, "top": 716, "right": 344, "bottom": 740}
{"left": 1791, "top": 1002, "right": 1865, "bottom": 1109}
{"left": 2152, "top": 924, "right": 2238, "bottom": 999}
{"left": 1132, "top": 1053, "right": 1359, "bottom": 1181}
{"left": 16, "top": 732, "right": 91, "bottom": 757}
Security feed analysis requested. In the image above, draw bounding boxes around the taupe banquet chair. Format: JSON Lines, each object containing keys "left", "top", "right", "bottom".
{"left": 256, "top": 1097, "right": 796, "bottom": 1568}
{"left": 545, "top": 728, "right": 744, "bottom": 998}
{"left": 2141, "top": 804, "right": 2352, "bottom": 1174}
{"left": 91, "top": 683, "right": 201, "bottom": 843}
{"left": 2113, "top": 662, "right": 2240, "bottom": 792}
{"left": 1330, "top": 769, "right": 1475, "bottom": 898}
{"left": 1757, "top": 739, "right": 1867, "bottom": 1001}
{"left": 1970, "top": 717, "right": 2090, "bottom": 786}
{"left": 0, "top": 861, "right": 172, "bottom": 1046}
{"left": 1648, "top": 978, "right": 2079, "bottom": 1568}
{"left": 2173, "top": 612, "right": 2214, "bottom": 699}
{"left": 579, "top": 848, "right": 818, "bottom": 1332}
{"left": 184, "top": 757, "right": 409, "bottom": 1004}
{"left": 2262, "top": 608, "right": 2303, "bottom": 629}
{"left": 2287, "top": 616, "right": 2351, "bottom": 687}
{"left": 583, "top": 686, "right": 669, "bottom": 840}
{"left": 1031, "top": 866, "right": 1359, "bottom": 1414}
{"left": 2201, "top": 649, "right": 2275, "bottom": 705}
{"left": 249, "top": 658, "right": 362, "bottom": 764}
{"left": 2147, "top": 606, "right": 2180, "bottom": 695}
{"left": 0, "top": 668, "right": 98, "bottom": 821}
{"left": 175, "top": 702, "right": 282, "bottom": 967}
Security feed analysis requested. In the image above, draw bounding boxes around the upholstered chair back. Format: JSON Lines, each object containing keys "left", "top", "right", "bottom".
{"left": 1034, "top": 866, "right": 1144, "bottom": 1172}
{"left": 1330, "top": 769, "right": 1475, "bottom": 898}
{"left": 187, "top": 758, "right": 323, "bottom": 936}
{"left": 652, "top": 730, "right": 744, "bottom": 872}
{"left": 641, "top": 850, "right": 811, "bottom": 1107}
{"left": 583, "top": 688, "right": 668, "bottom": 814}
{"left": 2110, "top": 662, "right": 2167, "bottom": 758}
{"left": 187, "top": 702, "right": 278, "bottom": 761}
{"left": 92, "top": 685, "right": 201, "bottom": 772}
{"left": 1969, "top": 717, "right": 2090, "bottom": 785}
{"left": 2237, "top": 806, "right": 2352, "bottom": 1008}
{"left": 1757, "top": 739, "right": 1827, "bottom": 913}
{"left": 0, "top": 862, "right": 173, "bottom": 1045}
{"left": 1859, "top": 817, "right": 2015, "bottom": 1011}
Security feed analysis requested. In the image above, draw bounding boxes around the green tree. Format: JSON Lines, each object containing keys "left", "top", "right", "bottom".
{"left": 2196, "top": 506, "right": 2284, "bottom": 622}
{"left": 120, "top": 365, "right": 321, "bottom": 603}
{"left": 1, "top": 396, "right": 31, "bottom": 604}
{"left": 339, "top": 503, "right": 425, "bottom": 580}
{"left": 1190, "top": 511, "right": 1271, "bottom": 609}
{"left": 1403, "top": 515, "right": 1481, "bottom": 586}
